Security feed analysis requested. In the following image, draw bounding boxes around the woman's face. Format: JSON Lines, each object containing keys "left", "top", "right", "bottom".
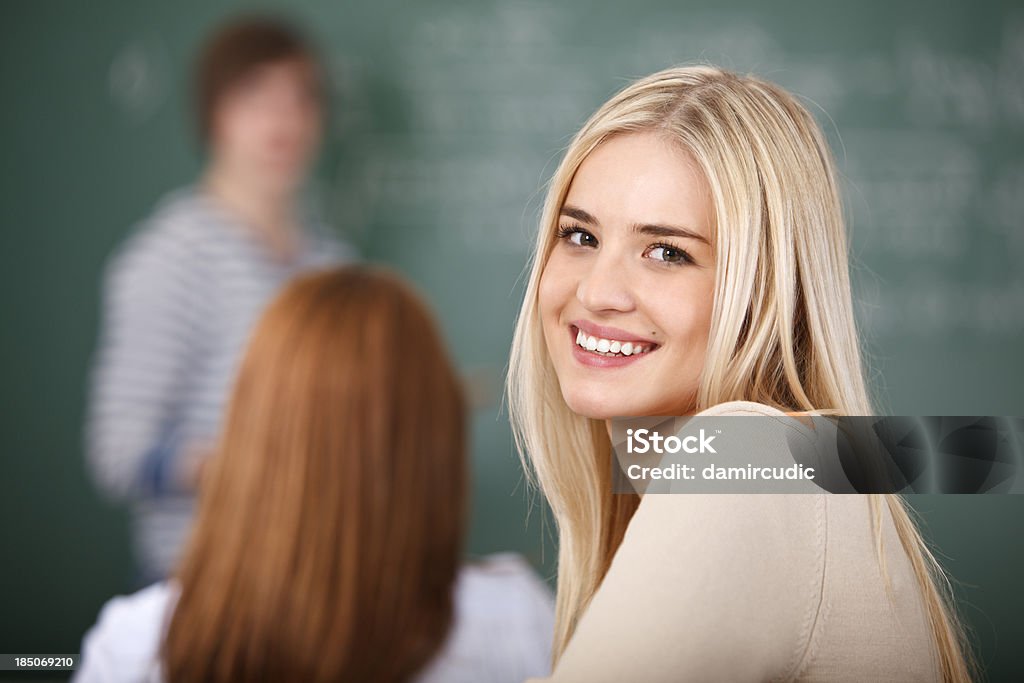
{"left": 538, "top": 131, "right": 717, "bottom": 419}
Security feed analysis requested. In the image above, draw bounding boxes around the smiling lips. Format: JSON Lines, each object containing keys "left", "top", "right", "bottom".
{"left": 569, "top": 321, "right": 659, "bottom": 366}
{"left": 574, "top": 328, "right": 653, "bottom": 356}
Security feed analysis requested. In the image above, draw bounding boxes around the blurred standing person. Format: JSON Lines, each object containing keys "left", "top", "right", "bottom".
{"left": 85, "top": 15, "right": 355, "bottom": 583}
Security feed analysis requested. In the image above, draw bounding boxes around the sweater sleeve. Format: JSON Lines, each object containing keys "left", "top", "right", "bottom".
{"left": 530, "top": 491, "right": 828, "bottom": 681}
{"left": 83, "top": 219, "right": 204, "bottom": 501}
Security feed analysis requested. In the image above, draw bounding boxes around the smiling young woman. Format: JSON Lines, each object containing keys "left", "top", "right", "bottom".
{"left": 508, "top": 65, "right": 976, "bottom": 682}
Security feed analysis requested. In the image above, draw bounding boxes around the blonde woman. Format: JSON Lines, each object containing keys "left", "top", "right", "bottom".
{"left": 508, "top": 65, "right": 976, "bottom": 681}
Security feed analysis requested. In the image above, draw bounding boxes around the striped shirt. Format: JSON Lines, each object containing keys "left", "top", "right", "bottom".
{"left": 84, "top": 185, "right": 355, "bottom": 580}
{"left": 73, "top": 553, "right": 555, "bottom": 683}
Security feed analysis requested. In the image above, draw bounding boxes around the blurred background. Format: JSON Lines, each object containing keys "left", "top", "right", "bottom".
{"left": 1, "top": 0, "right": 1021, "bottom": 680}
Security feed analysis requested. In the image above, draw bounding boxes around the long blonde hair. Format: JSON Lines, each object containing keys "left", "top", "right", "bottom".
{"left": 163, "top": 266, "right": 467, "bottom": 682}
{"left": 508, "top": 64, "right": 976, "bottom": 681}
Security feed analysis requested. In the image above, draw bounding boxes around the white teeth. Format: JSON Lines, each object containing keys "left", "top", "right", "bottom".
{"left": 573, "top": 328, "right": 652, "bottom": 357}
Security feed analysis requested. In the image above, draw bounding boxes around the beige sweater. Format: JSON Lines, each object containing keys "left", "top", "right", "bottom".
{"left": 529, "top": 401, "right": 941, "bottom": 682}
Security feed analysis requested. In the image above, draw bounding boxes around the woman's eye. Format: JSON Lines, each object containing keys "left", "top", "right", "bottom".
{"left": 645, "top": 244, "right": 693, "bottom": 265}
{"left": 556, "top": 226, "right": 598, "bottom": 248}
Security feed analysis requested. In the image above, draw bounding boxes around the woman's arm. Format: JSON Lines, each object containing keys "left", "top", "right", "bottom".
{"left": 530, "top": 493, "right": 827, "bottom": 682}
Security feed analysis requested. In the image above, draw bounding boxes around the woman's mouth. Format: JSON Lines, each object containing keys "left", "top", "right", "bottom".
{"left": 569, "top": 324, "right": 660, "bottom": 367}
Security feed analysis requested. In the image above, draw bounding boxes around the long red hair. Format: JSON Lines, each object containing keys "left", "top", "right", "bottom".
{"left": 163, "top": 265, "right": 467, "bottom": 682}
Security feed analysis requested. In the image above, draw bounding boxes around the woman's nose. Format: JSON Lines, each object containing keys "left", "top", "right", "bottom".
{"left": 576, "top": 249, "right": 635, "bottom": 313}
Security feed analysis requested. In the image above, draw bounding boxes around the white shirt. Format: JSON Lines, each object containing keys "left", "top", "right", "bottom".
{"left": 74, "top": 553, "right": 554, "bottom": 683}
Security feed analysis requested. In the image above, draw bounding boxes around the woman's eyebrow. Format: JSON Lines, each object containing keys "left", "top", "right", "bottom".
{"left": 559, "top": 205, "right": 598, "bottom": 224}
{"left": 632, "top": 222, "right": 709, "bottom": 245}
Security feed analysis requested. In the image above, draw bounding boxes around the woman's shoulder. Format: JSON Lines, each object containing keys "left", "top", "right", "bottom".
{"left": 544, "top": 493, "right": 828, "bottom": 680}
{"left": 415, "top": 553, "right": 554, "bottom": 683}
{"left": 697, "top": 399, "right": 813, "bottom": 418}
{"left": 633, "top": 490, "right": 827, "bottom": 562}
{"left": 633, "top": 404, "right": 829, "bottom": 562}
{"left": 696, "top": 399, "right": 820, "bottom": 433}
{"left": 457, "top": 552, "right": 552, "bottom": 594}
{"left": 73, "top": 581, "right": 177, "bottom": 683}
{"left": 83, "top": 580, "right": 176, "bottom": 644}
{"left": 452, "top": 552, "right": 555, "bottom": 634}
{"left": 697, "top": 399, "right": 782, "bottom": 416}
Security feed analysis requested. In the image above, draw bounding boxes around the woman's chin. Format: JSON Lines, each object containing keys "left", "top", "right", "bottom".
{"left": 562, "top": 388, "right": 645, "bottom": 420}
{"left": 561, "top": 384, "right": 694, "bottom": 419}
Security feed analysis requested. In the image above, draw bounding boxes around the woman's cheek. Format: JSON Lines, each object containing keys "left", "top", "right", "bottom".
{"left": 537, "top": 267, "right": 565, "bottom": 349}
{"left": 538, "top": 254, "right": 572, "bottom": 315}
{"left": 661, "top": 282, "right": 714, "bottom": 341}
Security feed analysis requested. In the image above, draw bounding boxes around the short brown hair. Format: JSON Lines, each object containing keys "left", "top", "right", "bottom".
{"left": 193, "top": 14, "right": 324, "bottom": 143}
{"left": 163, "top": 266, "right": 468, "bottom": 682}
